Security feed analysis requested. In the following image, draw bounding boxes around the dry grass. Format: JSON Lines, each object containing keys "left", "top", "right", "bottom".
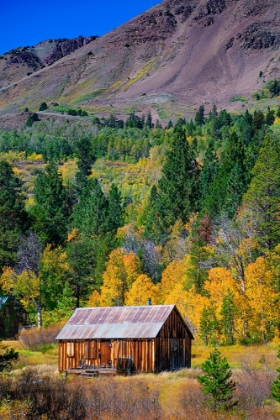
{"left": 0, "top": 341, "right": 279, "bottom": 418}
{"left": 192, "top": 343, "right": 279, "bottom": 369}
{"left": 0, "top": 367, "right": 279, "bottom": 419}
{"left": 18, "top": 323, "right": 62, "bottom": 351}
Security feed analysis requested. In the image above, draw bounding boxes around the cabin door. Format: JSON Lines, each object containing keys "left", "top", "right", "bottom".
{"left": 100, "top": 340, "right": 112, "bottom": 367}
{"left": 170, "top": 339, "right": 184, "bottom": 370}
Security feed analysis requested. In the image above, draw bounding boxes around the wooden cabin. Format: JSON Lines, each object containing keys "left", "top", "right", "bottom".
{"left": 56, "top": 304, "right": 193, "bottom": 374}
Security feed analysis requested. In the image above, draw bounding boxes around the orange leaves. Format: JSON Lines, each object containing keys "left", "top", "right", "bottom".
{"left": 67, "top": 228, "right": 79, "bottom": 242}
{"left": 87, "top": 290, "right": 101, "bottom": 307}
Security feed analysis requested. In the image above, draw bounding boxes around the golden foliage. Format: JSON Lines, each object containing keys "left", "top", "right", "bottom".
{"left": 100, "top": 248, "right": 141, "bottom": 306}
{"left": 87, "top": 290, "right": 101, "bottom": 307}
{"left": 125, "top": 274, "right": 159, "bottom": 306}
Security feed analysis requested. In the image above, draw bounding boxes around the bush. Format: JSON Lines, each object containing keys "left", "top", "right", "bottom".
{"left": 39, "top": 102, "right": 48, "bottom": 111}
{"left": 18, "top": 323, "right": 63, "bottom": 351}
{"left": 0, "top": 370, "right": 162, "bottom": 420}
{"left": 0, "top": 348, "right": 18, "bottom": 372}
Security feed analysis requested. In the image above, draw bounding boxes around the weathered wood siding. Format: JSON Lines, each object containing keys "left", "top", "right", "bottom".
{"left": 58, "top": 306, "right": 192, "bottom": 373}
{"left": 58, "top": 339, "right": 156, "bottom": 372}
{"left": 156, "top": 307, "right": 192, "bottom": 371}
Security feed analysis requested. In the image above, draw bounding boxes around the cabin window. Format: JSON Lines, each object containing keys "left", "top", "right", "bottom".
{"left": 85, "top": 341, "right": 97, "bottom": 359}
{"left": 66, "top": 342, "right": 75, "bottom": 358}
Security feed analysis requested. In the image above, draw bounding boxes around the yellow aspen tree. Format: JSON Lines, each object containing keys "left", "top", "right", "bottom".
{"left": 165, "top": 284, "right": 209, "bottom": 335}
{"left": 206, "top": 267, "right": 252, "bottom": 342}
{"left": 0, "top": 267, "right": 40, "bottom": 325}
{"left": 266, "top": 244, "right": 280, "bottom": 291}
{"left": 229, "top": 236, "right": 259, "bottom": 294}
{"left": 204, "top": 268, "right": 238, "bottom": 313}
{"left": 245, "top": 257, "right": 279, "bottom": 342}
{"left": 87, "top": 290, "right": 101, "bottom": 307}
{"left": 100, "top": 248, "right": 141, "bottom": 306}
{"left": 125, "top": 274, "right": 159, "bottom": 306}
{"left": 160, "top": 255, "right": 190, "bottom": 302}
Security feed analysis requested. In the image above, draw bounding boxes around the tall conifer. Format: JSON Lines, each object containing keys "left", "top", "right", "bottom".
{"left": 156, "top": 129, "right": 200, "bottom": 230}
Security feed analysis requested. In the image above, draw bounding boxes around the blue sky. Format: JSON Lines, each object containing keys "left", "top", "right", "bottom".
{"left": 0, "top": 0, "right": 160, "bottom": 55}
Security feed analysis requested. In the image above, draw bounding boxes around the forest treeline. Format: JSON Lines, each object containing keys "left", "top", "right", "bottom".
{"left": 0, "top": 104, "right": 280, "bottom": 345}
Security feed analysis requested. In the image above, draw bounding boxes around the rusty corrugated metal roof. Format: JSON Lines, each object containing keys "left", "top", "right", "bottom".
{"left": 56, "top": 305, "right": 176, "bottom": 340}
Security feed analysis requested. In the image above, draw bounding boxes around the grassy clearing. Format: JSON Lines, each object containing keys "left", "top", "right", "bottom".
{"left": 2, "top": 340, "right": 278, "bottom": 375}
{"left": 0, "top": 340, "right": 279, "bottom": 418}
{"left": 192, "top": 342, "right": 279, "bottom": 370}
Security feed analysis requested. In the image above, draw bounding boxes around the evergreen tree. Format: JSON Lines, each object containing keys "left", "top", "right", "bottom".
{"left": 252, "top": 110, "right": 265, "bottom": 132}
{"left": 204, "top": 132, "right": 249, "bottom": 218}
{"left": 66, "top": 235, "right": 98, "bottom": 307}
{"left": 145, "top": 110, "right": 152, "bottom": 129}
{"left": 199, "top": 140, "right": 219, "bottom": 208}
{"left": 107, "top": 184, "right": 123, "bottom": 232}
{"left": 269, "top": 79, "right": 280, "bottom": 97}
{"left": 220, "top": 289, "right": 237, "bottom": 345}
{"left": 271, "top": 348, "right": 280, "bottom": 403}
{"left": 195, "top": 105, "right": 205, "bottom": 126}
{"left": 75, "top": 136, "right": 95, "bottom": 192}
{"left": 198, "top": 348, "right": 237, "bottom": 412}
{"left": 167, "top": 120, "right": 173, "bottom": 129}
{"left": 199, "top": 304, "right": 220, "bottom": 346}
{"left": 174, "top": 117, "right": 186, "bottom": 132}
{"left": 143, "top": 185, "right": 166, "bottom": 243}
{"left": 242, "top": 135, "right": 280, "bottom": 251}
{"left": 217, "top": 109, "right": 231, "bottom": 127}
{"left": 31, "top": 161, "right": 69, "bottom": 246}
{"left": 156, "top": 129, "right": 200, "bottom": 230}
{"left": 72, "top": 178, "right": 109, "bottom": 236}
{"left": 265, "top": 107, "right": 275, "bottom": 126}
{"left": 185, "top": 119, "right": 196, "bottom": 136}
{"left": 0, "top": 161, "right": 29, "bottom": 270}
{"left": 188, "top": 214, "right": 214, "bottom": 292}
{"left": 39, "top": 102, "right": 48, "bottom": 111}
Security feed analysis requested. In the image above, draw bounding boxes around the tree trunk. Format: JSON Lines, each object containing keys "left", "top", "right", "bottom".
{"left": 37, "top": 302, "right": 42, "bottom": 329}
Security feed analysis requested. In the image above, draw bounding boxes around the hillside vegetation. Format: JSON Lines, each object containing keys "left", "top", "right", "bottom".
{"left": 0, "top": 104, "right": 279, "bottom": 343}
{"left": 0, "top": 102, "right": 280, "bottom": 417}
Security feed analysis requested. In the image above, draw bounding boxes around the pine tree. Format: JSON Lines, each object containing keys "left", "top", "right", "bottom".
{"left": 199, "top": 304, "right": 220, "bottom": 346}
{"left": 188, "top": 214, "right": 214, "bottom": 293}
{"left": 271, "top": 348, "right": 280, "bottom": 403}
{"left": 143, "top": 185, "right": 166, "bottom": 243}
{"left": 72, "top": 178, "right": 109, "bottom": 236}
{"left": 0, "top": 161, "right": 29, "bottom": 270}
{"left": 107, "top": 184, "right": 123, "bottom": 232}
{"left": 220, "top": 289, "right": 237, "bottom": 345}
{"left": 145, "top": 110, "right": 152, "bottom": 129}
{"left": 31, "top": 161, "right": 69, "bottom": 246}
{"left": 75, "top": 136, "right": 95, "bottom": 192}
{"left": 66, "top": 234, "right": 97, "bottom": 308}
{"left": 242, "top": 135, "right": 280, "bottom": 251}
{"left": 156, "top": 129, "right": 200, "bottom": 230}
{"left": 204, "top": 132, "right": 249, "bottom": 218}
{"left": 198, "top": 348, "right": 237, "bottom": 412}
{"left": 199, "top": 140, "right": 219, "bottom": 208}
{"left": 195, "top": 105, "right": 205, "bottom": 126}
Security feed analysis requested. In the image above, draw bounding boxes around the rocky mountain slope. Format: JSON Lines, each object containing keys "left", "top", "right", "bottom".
{"left": 0, "top": 36, "right": 97, "bottom": 90}
{"left": 0, "top": 0, "right": 279, "bottom": 118}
